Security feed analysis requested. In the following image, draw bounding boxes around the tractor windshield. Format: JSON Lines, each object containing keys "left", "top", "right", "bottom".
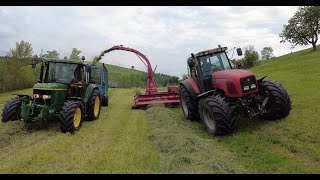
{"left": 199, "top": 52, "right": 231, "bottom": 77}
{"left": 43, "top": 62, "right": 83, "bottom": 84}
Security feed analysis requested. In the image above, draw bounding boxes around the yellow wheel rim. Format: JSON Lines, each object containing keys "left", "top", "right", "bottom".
{"left": 94, "top": 96, "right": 100, "bottom": 117}
{"left": 73, "top": 108, "right": 81, "bottom": 128}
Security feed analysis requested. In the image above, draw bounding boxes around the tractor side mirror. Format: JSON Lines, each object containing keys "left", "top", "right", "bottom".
{"left": 31, "top": 59, "right": 37, "bottom": 68}
{"left": 188, "top": 53, "right": 196, "bottom": 68}
{"left": 187, "top": 58, "right": 195, "bottom": 68}
{"left": 236, "top": 48, "right": 243, "bottom": 56}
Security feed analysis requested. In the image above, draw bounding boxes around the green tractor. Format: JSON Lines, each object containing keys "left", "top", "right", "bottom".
{"left": 1, "top": 57, "right": 109, "bottom": 133}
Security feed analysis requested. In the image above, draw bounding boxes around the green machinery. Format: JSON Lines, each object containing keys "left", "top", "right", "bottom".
{"left": 1, "top": 57, "right": 109, "bottom": 133}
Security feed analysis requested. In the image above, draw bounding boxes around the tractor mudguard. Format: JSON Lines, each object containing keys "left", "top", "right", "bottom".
{"left": 67, "top": 97, "right": 84, "bottom": 104}
{"left": 257, "top": 75, "right": 268, "bottom": 83}
{"left": 180, "top": 78, "right": 200, "bottom": 100}
{"left": 83, "top": 85, "right": 100, "bottom": 104}
{"left": 12, "top": 94, "right": 32, "bottom": 103}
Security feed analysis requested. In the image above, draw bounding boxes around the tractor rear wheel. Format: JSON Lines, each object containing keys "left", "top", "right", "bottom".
{"left": 259, "top": 81, "right": 292, "bottom": 120}
{"left": 59, "top": 101, "right": 84, "bottom": 133}
{"left": 198, "top": 95, "right": 237, "bottom": 136}
{"left": 179, "top": 85, "right": 199, "bottom": 121}
{"left": 1, "top": 97, "right": 21, "bottom": 122}
{"left": 86, "top": 89, "right": 101, "bottom": 121}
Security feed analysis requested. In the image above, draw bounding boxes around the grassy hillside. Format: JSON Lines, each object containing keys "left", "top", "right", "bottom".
{"left": 103, "top": 63, "right": 146, "bottom": 88}
{"left": 102, "top": 63, "right": 178, "bottom": 88}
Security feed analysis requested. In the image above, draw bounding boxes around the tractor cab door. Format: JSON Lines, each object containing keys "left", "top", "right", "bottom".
{"left": 198, "top": 58, "right": 214, "bottom": 92}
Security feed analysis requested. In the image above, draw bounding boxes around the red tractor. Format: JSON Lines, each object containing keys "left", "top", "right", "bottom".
{"left": 179, "top": 46, "right": 292, "bottom": 136}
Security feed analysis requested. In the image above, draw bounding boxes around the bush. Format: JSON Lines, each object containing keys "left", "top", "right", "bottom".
{"left": 0, "top": 57, "right": 39, "bottom": 93}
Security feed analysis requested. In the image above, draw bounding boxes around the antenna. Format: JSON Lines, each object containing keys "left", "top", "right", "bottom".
{"left": 40, "top": 48, "right": 43, "bottom": 58}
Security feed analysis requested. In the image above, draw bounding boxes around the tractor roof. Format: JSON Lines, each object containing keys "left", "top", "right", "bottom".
{"left": 187, "top": 47, "right": 228, "bottom": 61}
{"left": 44, "top": 58, "right": 89, "bottom": 65}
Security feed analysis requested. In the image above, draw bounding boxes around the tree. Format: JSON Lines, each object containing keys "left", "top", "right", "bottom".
{"left": 261, "top": 47, "right": 274, "bottom": 60}
{"left": 8, "top": 40, "right": 34, "bottom": 59}
{"left": 230, "top": 59, "right": 243, "bottom": 69}
{"left": 63, "top": 56, "right": 68, "bottom": 60}
{"left": 241, "top": 45, "right": 259, "bottom": 69}
{"left": 168, "top": 76, "right": 179, "bottom": 85}
{"left": 69, "top": 48, "right": 82, "bottom": 60}
{"left": 181, "top": 74, "right": 188, "bottom": 80}
{"left": 280, "top": 6, "right": 320, "bottom": 51}
{"left": 43, "top": 50, "right": 60, "bottom": 59}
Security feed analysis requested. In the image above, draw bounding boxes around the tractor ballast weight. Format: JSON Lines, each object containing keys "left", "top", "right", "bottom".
{"left": 96, "top": 45, "right": 180, "bottom": 109}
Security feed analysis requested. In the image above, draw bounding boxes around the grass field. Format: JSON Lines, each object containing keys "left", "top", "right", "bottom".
{"left": 0, "top": 88, "right": 159, "bottom": 173}
{"left": 0, "top": 46, "right": 320, "bottom": 173}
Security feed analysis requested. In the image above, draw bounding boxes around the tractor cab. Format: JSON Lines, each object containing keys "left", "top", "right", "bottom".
{"left": 187, "top": 46, "right": 243, "bottom": 92}
{"left": 35, "top": 59, "right": 91, "bottom": 100}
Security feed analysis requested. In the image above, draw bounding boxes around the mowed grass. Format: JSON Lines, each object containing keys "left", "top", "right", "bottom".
{"left": 167, "top": 47, "right": 320, "bottom": 173}
{"left": 0, "top": 88, "right": 159, "bottom": 173}
{"left": 146, "top": 106, "right": 247, "bottom": 174}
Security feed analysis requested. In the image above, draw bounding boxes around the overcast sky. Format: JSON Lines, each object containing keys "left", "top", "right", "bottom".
{"left": 0, "top": 6, "right": 314, "bottom": 78}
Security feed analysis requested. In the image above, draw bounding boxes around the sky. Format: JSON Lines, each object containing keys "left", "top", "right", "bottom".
{"left": 0, "top": 6, "right": 314, "bottom": 78}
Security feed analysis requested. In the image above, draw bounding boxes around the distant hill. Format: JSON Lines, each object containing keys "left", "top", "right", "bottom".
{"left": 95, "top": 62, "right": 179, "bottom": 88}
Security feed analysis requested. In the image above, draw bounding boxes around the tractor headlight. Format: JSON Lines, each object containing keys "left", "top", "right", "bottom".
{"left": 243, "top": 86, "right": 250, "bottom": 91}
{"left": 250, "top": 84, "right": 256, "bottom": 89}
{"left": 42, "top": 95, "right": 51, "bottom": 99}
{"left": 33, "top": 94, "right": 40, "bottom": 98}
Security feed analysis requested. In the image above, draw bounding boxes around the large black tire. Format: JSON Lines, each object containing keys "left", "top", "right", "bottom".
{"left": 1, "top": 97, "right": 21, "bottom": 122}
{"left": 179, "top": 85, "right": 199, "bottom": 121}
{"left": 259, "top": 81, "right": 292, "bottom": 120}
{"left": 86, "top": 89, "right": 101, "bottom": 121}
{"left": 101, "top": 95, "right": 108, "bottom": 106}
{"left": 198, "top": 95, "right": 237, "bottom": 136}
{"left": 59, "top": 101, "right": 84, "bottom": 133}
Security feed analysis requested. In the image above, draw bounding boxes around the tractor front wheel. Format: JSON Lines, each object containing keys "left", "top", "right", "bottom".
{"left": 86, "top": 89, "right": 101, "bottom": 121}
{"left": 59, "top": 101, "right": 84, "bottom": 133}
{"left": 179, "top": 85, "right": 199, "bottom": 121}
{"left": 259, "top": 81, "right": 292, "bottom": 120}
{"left": 1, "top": 97, "right": 22, "bottom": 122}
{"left": 198, "top": 95, "right": 237, "bottom": 136}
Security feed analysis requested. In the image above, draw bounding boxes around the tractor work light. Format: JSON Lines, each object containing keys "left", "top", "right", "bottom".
{"left": 42, "top": 95, "right": 51, "bottom": 99}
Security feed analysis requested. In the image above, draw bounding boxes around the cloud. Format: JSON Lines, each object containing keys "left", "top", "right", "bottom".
{"left": 0, "top": 6, "right": 314, "bottom": 78}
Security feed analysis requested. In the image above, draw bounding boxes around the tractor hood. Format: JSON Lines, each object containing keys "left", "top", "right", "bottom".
{"left": 33, "top": 83, "right": 68, "bottom": 91}
{"left": 212, "top": 69, "right": 255, "bottom": 80}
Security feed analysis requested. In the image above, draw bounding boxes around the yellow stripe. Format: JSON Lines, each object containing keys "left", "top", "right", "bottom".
{"left": 33, "top": 88, "right": 67, "bottom": 91}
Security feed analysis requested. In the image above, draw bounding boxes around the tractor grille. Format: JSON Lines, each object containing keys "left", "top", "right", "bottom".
{"left": 33, "top": 89, "right": 51, "bottom": 95}
{"left": 240, "top": 75, "right": 257, "bottom": 93}
{"left": 33, "top": 89, "right": 52, "bottom": 105}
